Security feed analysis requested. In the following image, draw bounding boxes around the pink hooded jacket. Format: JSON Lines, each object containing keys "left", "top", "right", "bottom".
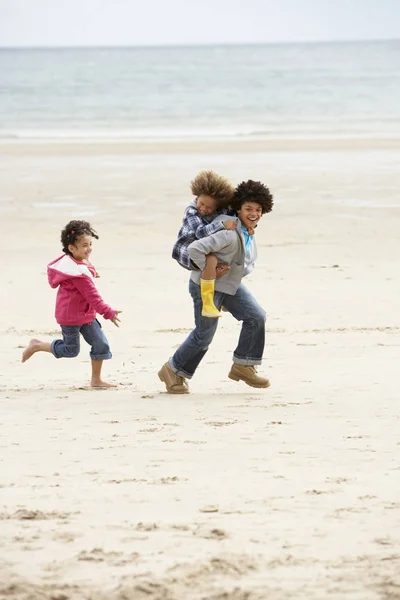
{"left": 48, "top": 255, "right": 117, "bottom": 326}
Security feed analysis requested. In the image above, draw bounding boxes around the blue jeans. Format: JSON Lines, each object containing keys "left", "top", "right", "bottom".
{"left": 51, "top": 319, "right": 112, "bottom": 360}
{"left": 170, "top": 280, "right": 266, "bottom": 379}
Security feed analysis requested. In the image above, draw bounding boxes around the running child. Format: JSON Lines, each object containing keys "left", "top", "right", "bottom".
{"left": 21, "top": 220, "right": 121, "bottom": 388}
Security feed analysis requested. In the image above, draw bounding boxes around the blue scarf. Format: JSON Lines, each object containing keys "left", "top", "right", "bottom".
{"left": 241, "top": 225, "right": 254, "bottom": 255}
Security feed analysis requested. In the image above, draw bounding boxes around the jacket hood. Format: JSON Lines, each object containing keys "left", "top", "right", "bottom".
{"left": 48, "top": 254, "right": 93, "bottom": 288}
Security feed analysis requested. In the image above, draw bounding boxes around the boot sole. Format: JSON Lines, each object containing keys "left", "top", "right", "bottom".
{"left": 201, "top": 312, "right": 221, "bottom": 318}
{"left": 228, "top": 372, "right": 270, "bottom": 388}
{"left": 158, "top": 370, "right": 189, "bottom": 394}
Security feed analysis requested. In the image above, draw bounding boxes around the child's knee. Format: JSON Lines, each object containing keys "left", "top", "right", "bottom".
{"left": 59, "top": 327, "right": 80, "bottom": 358}
{"left": 64, "top": 344, "right": 80, "bottom": 358}
{"left": 99, "top": 340, "right": 111, "bottom": 355}
{"left": 52, "top": 339, "right": 80, "bottom": 358}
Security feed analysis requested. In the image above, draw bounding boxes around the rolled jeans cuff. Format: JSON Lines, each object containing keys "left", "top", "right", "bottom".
{"left": 50, "top": 339, "right": 59, "bottom": 358}
{"left": 169, "top": 358, "right": 193, "bottom": 380}
{"left": 91, "top": 351, "right": 112, "bottom": 361}
{"left": 233, "top": 354, "right": 262, "bottom": 366}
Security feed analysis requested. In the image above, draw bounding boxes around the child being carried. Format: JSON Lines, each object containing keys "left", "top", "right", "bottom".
{"left": 172, "top": 170, "right": 236, "bottom": 318}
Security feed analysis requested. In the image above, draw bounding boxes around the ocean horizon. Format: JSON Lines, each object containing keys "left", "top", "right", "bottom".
{"left": 2, "top": 37, "right": 398, "bottom": 48}
{"left": 1, "top": 39, "right": 399, "bottom": 141}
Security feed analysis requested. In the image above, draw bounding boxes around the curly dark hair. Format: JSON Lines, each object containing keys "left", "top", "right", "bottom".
{"left": 190, "top": 170, "right": 235, "bottom": 209}
{"left": 61, "top": 220, "right": 99, "bottom": 255}
{"left": 231, "top": 180, "right": 274, "bottom": 215}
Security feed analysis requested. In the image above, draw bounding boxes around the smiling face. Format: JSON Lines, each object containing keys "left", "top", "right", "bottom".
{"left": 196, "top": 194, "right": 218, "bottom": 217}
{"left": 236, "top": 201, "right": 263, "bottom": 230}
{"left": 68, "top": 234, "right": 93, "bottom": 262}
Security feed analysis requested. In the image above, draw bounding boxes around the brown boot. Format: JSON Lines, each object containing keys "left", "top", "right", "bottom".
{"left": 158, "top": 362, "right": 189, "bottom": 394}
{"left": 228, "top": 364, "right": 270, "bottom": 388}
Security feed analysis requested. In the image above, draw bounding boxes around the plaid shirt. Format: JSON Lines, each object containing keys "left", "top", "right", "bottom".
{"left": 172, "top": 202, "right": 230, "bottom": 270}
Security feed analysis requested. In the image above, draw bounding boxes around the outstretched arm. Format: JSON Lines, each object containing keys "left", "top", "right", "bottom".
{"left": 74, "top": 276, "right": 118, "bottom": 321}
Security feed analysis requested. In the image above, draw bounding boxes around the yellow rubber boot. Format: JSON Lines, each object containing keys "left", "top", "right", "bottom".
{"left": 200, "top": 279, "right": 221, "bottom": 318}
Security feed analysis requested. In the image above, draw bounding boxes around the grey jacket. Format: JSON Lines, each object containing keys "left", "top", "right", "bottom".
{"left": 188, "top": 215, "right": 258, "bottom": 295}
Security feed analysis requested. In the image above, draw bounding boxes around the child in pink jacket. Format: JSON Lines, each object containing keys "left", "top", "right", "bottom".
{"left": 22, "top": 220, "right": 121, "bottom": 388}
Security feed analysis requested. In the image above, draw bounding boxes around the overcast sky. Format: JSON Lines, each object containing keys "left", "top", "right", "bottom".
{"left": 0, "top": 0, "right": 399, "bottom": 47}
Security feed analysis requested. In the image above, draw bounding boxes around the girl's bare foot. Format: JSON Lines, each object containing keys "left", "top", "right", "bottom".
{"left": 90, "top": 379, "right": 117, "bottom": 389}
{"left": 21, "top": 339, "right": 42, "bottom": 363}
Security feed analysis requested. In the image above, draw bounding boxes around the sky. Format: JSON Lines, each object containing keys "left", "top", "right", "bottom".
{"left": 0, "top": 0, "right": 399, "bottom": 47}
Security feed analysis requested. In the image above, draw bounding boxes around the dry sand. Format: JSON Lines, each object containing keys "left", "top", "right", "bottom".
{"left": 0, "top": 138, "right": 399, "bottom": 599}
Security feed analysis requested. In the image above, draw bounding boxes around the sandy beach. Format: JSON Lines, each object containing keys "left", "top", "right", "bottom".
{"left": 0, "top": 137, "right": 399, "bottom": 599}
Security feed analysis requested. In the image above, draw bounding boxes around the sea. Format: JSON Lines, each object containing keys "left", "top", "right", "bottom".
{"left": 0, "top": 40, "right": 399, "bottom": 141}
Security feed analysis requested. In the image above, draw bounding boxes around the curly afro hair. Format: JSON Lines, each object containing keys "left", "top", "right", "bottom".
{"left": 231, "top": 180, "right": 274, "bottom": 215}
{"left": 61, "top": 220, "right": 99, "bottom": 256}
{"left": 190, "top": 170, "right": 235, "bottom": 209}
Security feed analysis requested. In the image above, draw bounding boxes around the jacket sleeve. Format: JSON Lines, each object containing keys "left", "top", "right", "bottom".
{"left": 73, "top": 276, "right": 117, "bottom": 321}
{"left": 187, "top": 230, "right": 235, "bottom": 271}
{"left": 184, "top": 211, "right": 225, "bottom": 240}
